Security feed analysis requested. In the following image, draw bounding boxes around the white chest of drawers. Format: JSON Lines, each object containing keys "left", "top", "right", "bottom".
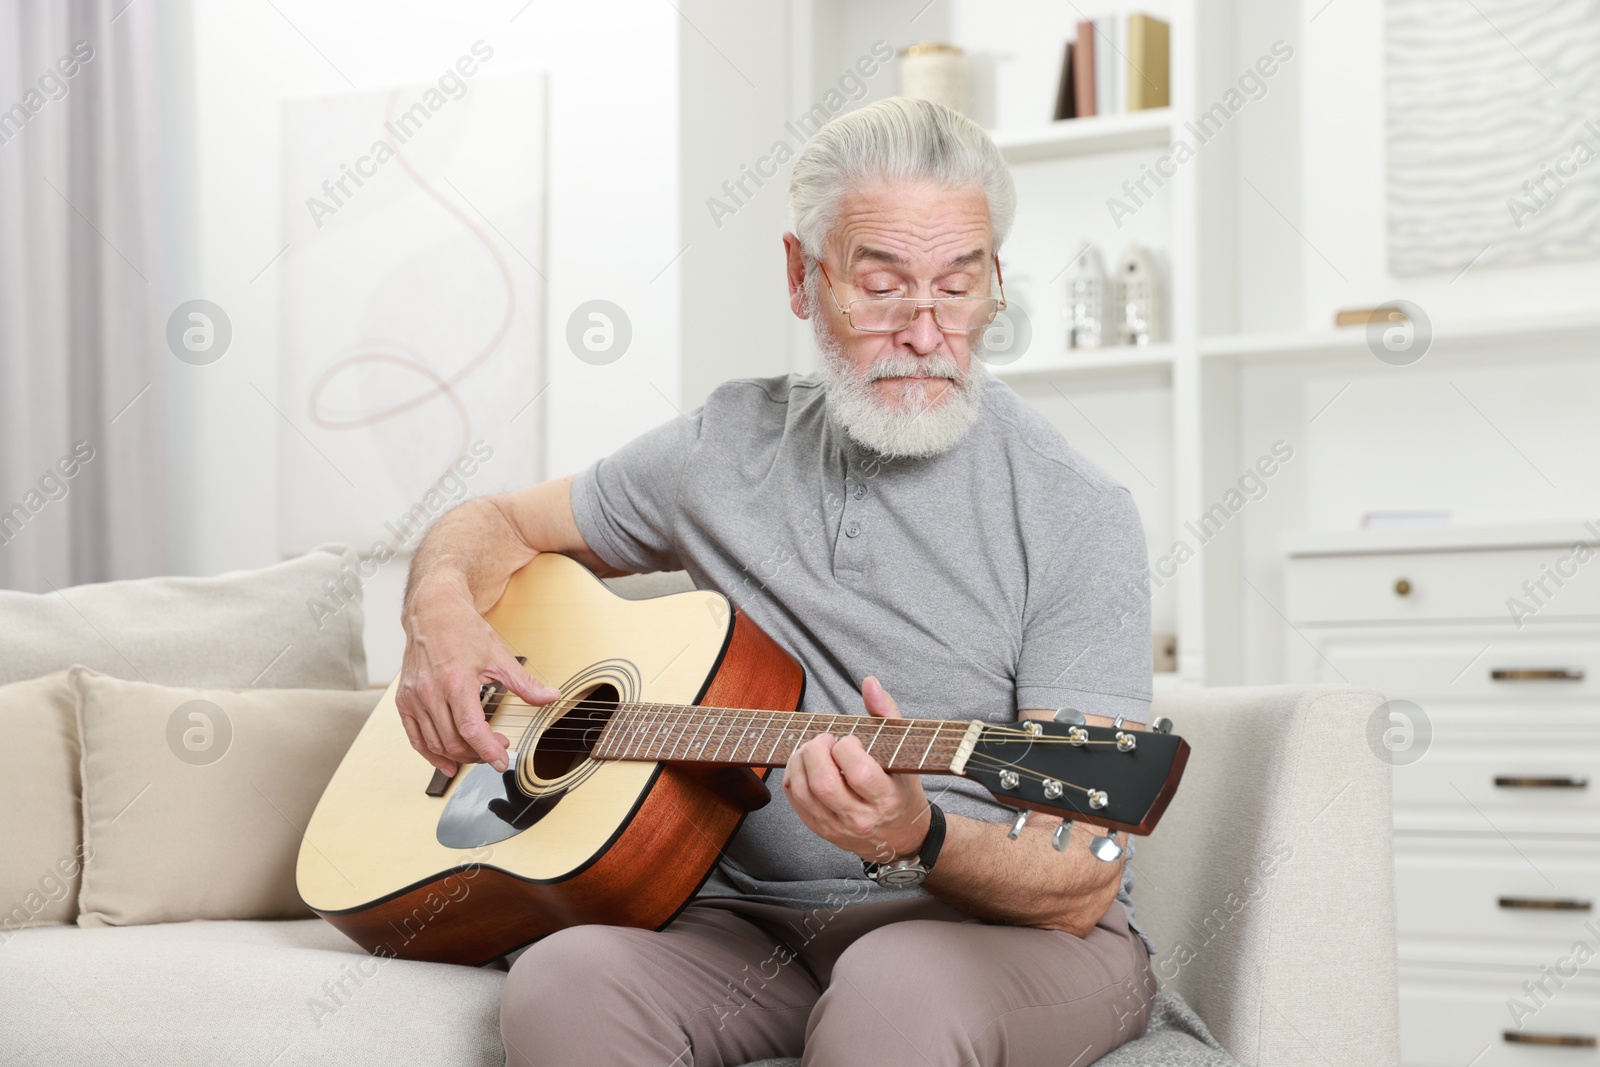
{"left": 1284, "top": 525, "right": 1600, "bottom": 1067}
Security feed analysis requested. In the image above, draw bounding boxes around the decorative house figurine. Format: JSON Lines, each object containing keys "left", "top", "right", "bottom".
{"left": 1113, "top": 245, "right": 1162, "bottom": 345}
{"left": 1064, "top": 243, "right": 1107, "bottom": 349}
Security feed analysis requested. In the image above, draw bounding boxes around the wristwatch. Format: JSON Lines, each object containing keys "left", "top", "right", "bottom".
{"left": 862, "top": 803, "right": 946, "bottom": 888}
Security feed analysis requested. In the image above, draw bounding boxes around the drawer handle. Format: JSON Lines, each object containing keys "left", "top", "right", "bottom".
{"left": 1498, "top": 896, "right": 1593, "bottom": 911}
{"left": 1494, "top": 775, "right": 1589, "bottom": 789}
{"left": 1491, "top": 667, "right": 1585, "bottom": 682}
{"left": 1503, "top": 1030, "right": 1598, "bottom": 1048}
{"left": 1394, "top": 578, "right": 1412, "bottom": 597}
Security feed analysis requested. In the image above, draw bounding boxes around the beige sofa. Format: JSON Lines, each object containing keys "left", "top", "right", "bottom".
{"left": 0, "top": 554, "right": 1400, "bottom": 1065}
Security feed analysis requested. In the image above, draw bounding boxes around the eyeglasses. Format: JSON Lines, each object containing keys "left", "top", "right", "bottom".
{"left": 816, "top": 256, "right": 1006, "bottom": 334}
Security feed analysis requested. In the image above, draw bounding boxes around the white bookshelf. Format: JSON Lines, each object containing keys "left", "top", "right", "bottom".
{"left": 989, "top": 108, "right": 1173, "bottom": 163}
{"left": 990, "top": 342, "right": 1175, "bottom": 379}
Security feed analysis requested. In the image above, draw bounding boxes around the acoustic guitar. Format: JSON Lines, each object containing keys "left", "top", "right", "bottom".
{"left": 297, "top": 552, "right": 1189, "bottom": 965}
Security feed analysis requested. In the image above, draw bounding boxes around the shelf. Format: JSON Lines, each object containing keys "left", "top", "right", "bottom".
{"left": 1200, "top": 311, "right": 1600, "bottom": 363}
{"left": 989, "top": 343, "right": 1175, "bottom": 379}
{"left": 989, "top": 109, "right": 1172, "bottom": 164}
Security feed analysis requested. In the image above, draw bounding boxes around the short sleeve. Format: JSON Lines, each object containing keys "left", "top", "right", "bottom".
{"left": 569, "top": 411, "right": 702, "bottom": 575}
{"left": 1015, "top": 487, "right": 1153, "bottom": 723}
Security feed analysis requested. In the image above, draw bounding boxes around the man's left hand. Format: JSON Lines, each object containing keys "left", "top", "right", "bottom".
{"left": 783, "top": 675, "right": 933, "bottom": 865}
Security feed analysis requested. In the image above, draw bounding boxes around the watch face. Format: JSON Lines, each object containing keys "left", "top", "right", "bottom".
{"left": 876, "top": 864, "right": 928, "bottom": 888}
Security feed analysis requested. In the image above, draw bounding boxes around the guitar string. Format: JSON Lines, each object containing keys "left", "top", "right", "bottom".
{"left": 437, "top": 702, "right": 1116, "bottom": 798}
{"left": 478, "top": 698, "right": 1130, "bottom": 746}
{"left": 470, "top": 716, "right": 1127, "bottom": 749}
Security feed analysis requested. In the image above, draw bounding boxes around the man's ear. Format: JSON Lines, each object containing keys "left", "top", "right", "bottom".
{"left": 783, "top": 232, "right": 810, "bottom": 320}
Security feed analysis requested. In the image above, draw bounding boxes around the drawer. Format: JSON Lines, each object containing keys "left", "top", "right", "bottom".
{"left": 1401, "top": 966, "right": 1600, "bottom": 1066}
{"left": 1286, "top": 547, "right": 1600, "bottom": 625}
{"left": 1393, "top": 733, "right": 1600, "bottom": 834}
{"left": 1396, "top": 836, "right": 1600, "bottom": 965}
{"left": 1305, "top": 626, "right": 1600, "bottom": 702}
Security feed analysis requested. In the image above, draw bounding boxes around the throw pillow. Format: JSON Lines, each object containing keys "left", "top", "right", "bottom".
{"left": 73, "top": 669, "right": 382, "bottom": 927}
{"left": 0, "top": 544, "right": 369, "bottom": 690}
{"left": 0, "top": 671, "right": 86, "bottom": 934}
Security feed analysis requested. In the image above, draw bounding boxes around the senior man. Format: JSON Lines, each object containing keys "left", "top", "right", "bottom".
{"left": 397, "top": 97, "right": 1156, "bottom": 1066}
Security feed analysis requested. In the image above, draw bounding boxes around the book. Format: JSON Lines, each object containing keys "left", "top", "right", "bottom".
{"left": 1126, "top": 14, "right": 1170, "bottom": 111}
{"left": 1074, "top": 22, "right": 1096, "bottom": 118}
{"left": 1053, "top": 41, "right": 1077, "bottom": 120}
{"left": 1093, "top": 17, "right": 1115, "bottom": 115}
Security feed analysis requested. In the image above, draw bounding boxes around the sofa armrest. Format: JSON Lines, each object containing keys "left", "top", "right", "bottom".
{"left": 1134, "top": 685, "right": 1399, "bottom": 1066}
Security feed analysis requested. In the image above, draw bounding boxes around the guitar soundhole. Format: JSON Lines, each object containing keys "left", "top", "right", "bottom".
{"left": 529, "top": 683, "right": 617, "bottom": 784}
{"left": 434, "top": 664, "right": 641, "bottom": 850}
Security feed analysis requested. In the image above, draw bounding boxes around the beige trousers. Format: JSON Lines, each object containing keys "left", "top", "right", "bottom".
{"left": 500, "top": 893, "right": 1153, "bottom": 1067}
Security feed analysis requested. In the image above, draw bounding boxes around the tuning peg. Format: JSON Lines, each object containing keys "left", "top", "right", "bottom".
{"left": 1051, "top": 821, "right": 1073, "bottom": 851}
{"left": 1007, "top": 809, "right": 1030, "bottom": 840}
{"left": 1053, "top": 708, "right": 1086, "bottom": 725}
{"left": 1151, "top": 716, "right": 1173, "bottom": 734}
{"left": 1112, "top": 715, "right": 1125, "bottom": 729}
{"left": 1089, "top": 831, "right": 1124, "bottom": 863}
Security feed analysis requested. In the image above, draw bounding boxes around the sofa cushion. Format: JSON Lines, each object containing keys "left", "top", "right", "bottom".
{"left": 0, "top": 670, "right": 88, "bottom": 931}
{"left": 0, "top": 919, "right": 505, "bottom": 1066}
{"left": 0, "top": 543, "right": 368, "bottom": 690}
{"left": 74, "top": 671, "right": 382, "bottom": 927}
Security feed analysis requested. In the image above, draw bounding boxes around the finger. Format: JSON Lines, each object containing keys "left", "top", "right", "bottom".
{"left": 782, "top": 749, "right": 815, "bottom": 816}
{"left": 833, "top": 735, "right": 895, "bottom": 802}
{"left": 489, "top": 647, "right": 561, "bottom": 707}
{"left": 410, "top": 709, "right": 457, "bottom": 776}
{"left": 861, "top": 676, "right": 902, "bottom": 719}
{"left": 446, "top": 679, "right": 510, "bottom": 773}
{"left": 800, "top": 735, "right": 851, "bottom": 812}
{"left": 400, "top": 710, "right": 456, "bottom": 776}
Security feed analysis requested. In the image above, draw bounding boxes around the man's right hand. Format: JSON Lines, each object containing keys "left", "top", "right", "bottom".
{"left": 396, "top": 571, "right": 561, "bottom": 777}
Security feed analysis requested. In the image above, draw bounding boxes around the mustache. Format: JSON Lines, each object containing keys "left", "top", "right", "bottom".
{"left": 863, "top": 353, "right": 964, "bottom": 382}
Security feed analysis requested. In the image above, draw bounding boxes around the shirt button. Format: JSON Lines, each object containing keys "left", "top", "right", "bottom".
{"left": 853, "top": 485, "right": 866, "bottom": 500}
{"left": 845, "top": 522, "right": 860, "bottom": 538}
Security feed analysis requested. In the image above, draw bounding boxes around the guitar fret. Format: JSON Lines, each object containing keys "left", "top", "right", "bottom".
{"left": 648, "top": 703, "right": 674, "bottom": 761}
{"left": 916, "top": 722, "right": 942, "bottom": 770}
{"left": 766, "top": 711, "right": 793, "bottom": 764}
{"left": 684, "top": 705, "right": 714, "bottom": 761}
{"left": 623, "top": 702, "right": 655, "bottom": 760}
{"left": 886, "top": 721, "right": 912, "bottom": 770}
{"left": 739, "top": 715, "right": 765, "bottom": 765}
{"left": 711, "top": 710, "right": 742, "bottom": 763}
{"left": 868, "top": 718, "right": 887, "bottom": 761}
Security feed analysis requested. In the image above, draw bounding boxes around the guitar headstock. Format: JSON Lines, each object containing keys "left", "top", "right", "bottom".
{"left": 952, "top": 714, "right": 1189, "bottom": 836}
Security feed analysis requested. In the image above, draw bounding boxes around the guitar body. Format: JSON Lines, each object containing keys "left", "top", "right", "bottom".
{"left": 296, "top": 553, "right": 804, "bottom": 966}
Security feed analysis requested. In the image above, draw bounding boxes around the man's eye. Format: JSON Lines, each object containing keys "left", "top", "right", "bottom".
{"left": 866, "top": 289, "right": 899, "bottom": 297}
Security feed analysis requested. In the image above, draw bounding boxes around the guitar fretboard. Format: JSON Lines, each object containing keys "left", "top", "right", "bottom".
{"left": 592, "top": 704, "right": 969, "bottom": 774}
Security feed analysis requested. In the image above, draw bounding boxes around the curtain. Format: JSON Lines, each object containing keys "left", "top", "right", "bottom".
{"left": 0, "top": 0, "right": 166, "bottom": 591}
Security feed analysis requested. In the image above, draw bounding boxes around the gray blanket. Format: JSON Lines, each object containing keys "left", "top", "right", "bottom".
{"left": 741, "top": 989, "right": 1240, "bottom": 1066}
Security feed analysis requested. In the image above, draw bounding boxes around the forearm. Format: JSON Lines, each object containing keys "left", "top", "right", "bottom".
{"left": 404, "top": 475, "right": 616, "bottom": 620}
{"left": 405, "top": 498, "right": 535, "bottom": 617}
{"left": 922, "top": 812, "right": 1123, "bottom": 936}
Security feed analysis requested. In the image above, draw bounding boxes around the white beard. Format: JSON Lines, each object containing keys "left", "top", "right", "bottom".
{"left": 811, "top": 298, "right": 988, "bottom": 460}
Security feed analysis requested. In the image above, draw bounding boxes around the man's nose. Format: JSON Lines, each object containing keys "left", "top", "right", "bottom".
{"left": 897, "top": 303, "right": 945, "bottom": 353}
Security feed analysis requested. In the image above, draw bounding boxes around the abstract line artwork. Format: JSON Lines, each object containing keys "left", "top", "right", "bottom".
{"left": 279, "top": 74, "right": 546, "bottom": 555}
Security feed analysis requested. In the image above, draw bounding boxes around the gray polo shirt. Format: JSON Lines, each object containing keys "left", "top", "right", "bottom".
{"left": 570, "top": 370, "right": 1155, "bottom": 952}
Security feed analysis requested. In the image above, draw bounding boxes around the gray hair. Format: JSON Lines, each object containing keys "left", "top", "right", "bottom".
{"left": 788, "top": 96, "right": 1016, "bottom": 266}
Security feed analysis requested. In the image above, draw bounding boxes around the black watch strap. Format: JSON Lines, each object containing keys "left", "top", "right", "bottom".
{"left": 917, "top": 802, "right": 947, "bottom": 870}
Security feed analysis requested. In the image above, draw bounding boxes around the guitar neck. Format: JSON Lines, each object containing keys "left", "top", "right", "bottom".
{"left": 592, "top": 703, "right": 976, "bottom": 775}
